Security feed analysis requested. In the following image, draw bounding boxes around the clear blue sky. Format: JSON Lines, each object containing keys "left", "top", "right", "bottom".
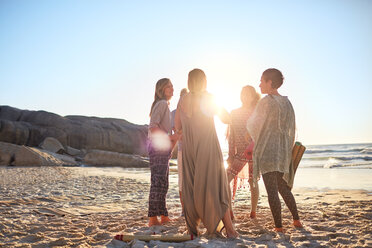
{"left": 1, "top": 0, "right": 371, "bottom": 145}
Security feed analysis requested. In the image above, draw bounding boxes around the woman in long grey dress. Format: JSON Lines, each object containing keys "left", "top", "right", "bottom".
{"left": 174, "top": 69, "right": 238, "bottom": 238}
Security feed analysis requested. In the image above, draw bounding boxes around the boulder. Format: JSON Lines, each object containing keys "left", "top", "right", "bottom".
{"left": 0, "top": 148, "right": 12, "bottom": 165}
{"left": 13, "top": 146, "right": 65, "bottom": 166}
{"left": 0, "top": 141, "right": 78, "bottom": 166}
{"left": 0, "top": 151, "right": 11, "bottom": 165}
{"left": 0, "top": 119, "right": 30, "bottom": 145}
{"left": 0, "top": 141, "right": 21, "bottom": 165}
{"left": 39, "top": 137, "right": 65, "bottom": 154}
{"left": 39, "top": 149, "right": 79, "bottom": 166}
{"left": 65, "top": 146, "right": 82, "bottom": 156}
{"left": 0, "top": 105, "right": 149, "bottom": 156}
{"left": 0, "top": 105, "right": 22, "bottom": 121}
{"left": 83, "top": 149, "right": 149, "bottom": 168}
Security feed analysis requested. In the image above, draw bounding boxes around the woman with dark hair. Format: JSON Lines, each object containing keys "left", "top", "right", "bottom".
{"left": 174, "top": 69, "right": 238, "bottom": 238}
{"left": 227, "top": 85, "right": 260, "bottom": 220}
{"left": 148, "top": 78, "right": 179, "bottom": 227}
{"left": 247, "top": 68, "right": 303, "bottom": 232}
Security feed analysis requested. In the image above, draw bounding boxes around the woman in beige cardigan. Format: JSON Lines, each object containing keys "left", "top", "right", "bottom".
{"left": 247, "top": 68, "right": 303, "bottom": 232}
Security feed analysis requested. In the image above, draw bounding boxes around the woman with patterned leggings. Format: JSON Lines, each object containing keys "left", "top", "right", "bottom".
{"left": 148, "top": 78, "right": 179, "bottom": 227}
{"left": 262, "top": 171, "right": 300, "bottom": 229}
{"left": 247, "top": 68, "right": 303, "bottom": 232}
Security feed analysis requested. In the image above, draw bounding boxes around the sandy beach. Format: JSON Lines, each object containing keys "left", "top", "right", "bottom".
{"left": 0, "top": 166, "right": 371, "bottom": 248}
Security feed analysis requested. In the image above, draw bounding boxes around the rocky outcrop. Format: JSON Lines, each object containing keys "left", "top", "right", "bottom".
{"left": 0, "top": 141, "right": 78, "bottom": 166}
{"left": 83, "top": 150, "right": 149, "bottom": 168}
{"left": 0, "top": 141, "right": 18, "bottom": 165}
{"left": 39, "top": 137, "right": 65, "bottom": 154}
{"left": 0, "top": 105, "right": 148, "bottom": 156}
{"left": 13, "top": 146, "right": 74, "bottom": 166}
{"left": 65, "top": 146, "right": 82, "bottom": 156}
{"left": 0, "top": 141, "right": 149, "bottom": 167}
{"left": 0, "top": 106, "right": 152, "bottom": 168}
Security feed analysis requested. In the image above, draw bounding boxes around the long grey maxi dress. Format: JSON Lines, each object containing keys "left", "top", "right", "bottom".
{"left": 179, "top": 92, "right": 231, "bottom": 236}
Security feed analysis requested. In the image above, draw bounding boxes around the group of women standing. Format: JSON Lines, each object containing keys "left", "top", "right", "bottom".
{"left": 147, "top": 68, "right": 302, "bottom": 237}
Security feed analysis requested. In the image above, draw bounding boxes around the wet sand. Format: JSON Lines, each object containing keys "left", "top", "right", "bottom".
{"left": 0, "top": 166, "right": 371, "bottom": 248}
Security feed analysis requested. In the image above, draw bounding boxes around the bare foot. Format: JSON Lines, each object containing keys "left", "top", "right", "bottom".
{"left": 250, "top": 211, "right": 256, "bottom": 219}
{"left": 160, "top": 215, "right": 171, "bottom": 224}
{"left": 230, "top": 209, "right": 235, "bottom": 221}
{"left": 293, "top": 219, "right": 303, "bottom": 228}
{"left": 274, "top": 227, "right": 285, "bottom": 233}
{"left": 149, "top": 216, "right": 160, "bottom": 227}
{"left": 226, "top": 229, "right": 239, "bottom": 238}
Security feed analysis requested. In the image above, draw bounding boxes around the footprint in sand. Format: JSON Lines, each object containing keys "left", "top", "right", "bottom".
{"left": 20, "top": 233, "right": 44, "bottom": 243}
{"left": 310, "top": 225, "right": 336, "bottom": 232}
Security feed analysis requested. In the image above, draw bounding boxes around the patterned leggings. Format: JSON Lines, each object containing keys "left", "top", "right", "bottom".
{"left": 148, "top": 144, "right": 171, "bottom": 217}
{"left": 262, "top": 171, "right": 299, "bottom": 228}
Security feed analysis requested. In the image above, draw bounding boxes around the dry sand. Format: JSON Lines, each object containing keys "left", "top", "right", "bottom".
{"left": 0, "top": 166, "right": 371, "bottom": 248}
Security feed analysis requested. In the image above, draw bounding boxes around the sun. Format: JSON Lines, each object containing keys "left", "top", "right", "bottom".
{"left": 206, "top": 85, "right": 242, "bottom": 155}
{"left": 208, "top": 85, "right": 241, "bottom": 113}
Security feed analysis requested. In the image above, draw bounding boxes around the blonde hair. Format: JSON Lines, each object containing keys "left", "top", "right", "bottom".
{"left": 241, "top": 85, "right": 260, "bottom": 108}
{"left": 150, "top": 78, "right": 171, "bottom": 116}
{"left": 226, "top": 85, "right": 260, "bottom": 141}
{"left": 180, "top": 88, "right": 188, "bottom": 97}
{"left": 188, "top": 69, "right": 207, "bottom": 93}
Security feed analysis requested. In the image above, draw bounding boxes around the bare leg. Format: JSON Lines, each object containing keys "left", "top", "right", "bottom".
{"left": 179, "top": 191, "right": 184, "bottom": 213}
{"left": 249, "top": 179, "right": 259, "bottom": 214}
{"left": 222, "top": 209, "right": 239, "bottom": 238}
{"left": 227, "top": 172, "right": 235, "bottom": 220}
{"left": 227, "top": 172, "right": 234, "bottom": 183}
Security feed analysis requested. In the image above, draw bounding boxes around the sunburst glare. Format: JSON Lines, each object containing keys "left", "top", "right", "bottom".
{"left": 150, "top": 131, "right": 171, "bottom": 152}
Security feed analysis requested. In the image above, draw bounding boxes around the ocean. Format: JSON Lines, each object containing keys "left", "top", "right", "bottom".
{"left": 220, "top": 143, "right": 372, "bottom": 169}
{"left": 301, "top": 143, "right": 372, "bottom": 169}
{"left": 220, "top": 142, "right": 372, "bottom": 191}
{"left": 86, "top": 143, "right": 372, "bottom": 192}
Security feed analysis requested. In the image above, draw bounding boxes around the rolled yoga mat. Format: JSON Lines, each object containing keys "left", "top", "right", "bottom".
{"left": 114, "top": 234, "right": 194, "bottom": 242}
{"left": 292, "top": 141, "right": 306, "bottom": 174}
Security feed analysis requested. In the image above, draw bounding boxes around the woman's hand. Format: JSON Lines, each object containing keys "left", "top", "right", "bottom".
{"left": 218, "top": 107, "right": 231, "bottom": 124}
{"left": 227, "top": 156, "right": 233, "bottom": 167}
{"left": 169, "top": 133, "right": 181, "bottom": 151}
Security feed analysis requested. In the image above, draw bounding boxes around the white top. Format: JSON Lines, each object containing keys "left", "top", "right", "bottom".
{"left": 149, "top": 100, "right": 172, "bottom": 136}
{"left": 247, "top": 95, "right": 296, "bottom": 181}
